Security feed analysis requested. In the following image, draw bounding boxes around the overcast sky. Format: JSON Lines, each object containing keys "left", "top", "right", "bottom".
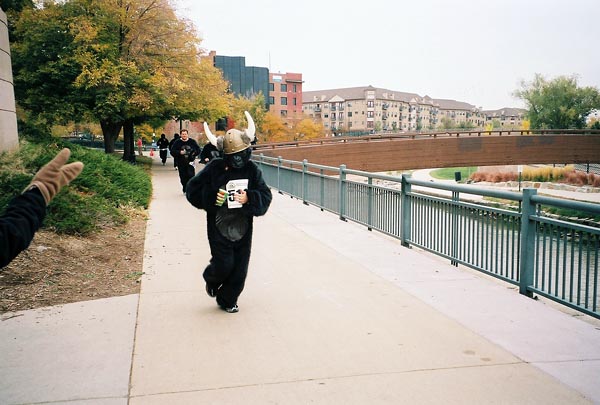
{"left": 174, "top": 0, "right": 599, "bottom": 110}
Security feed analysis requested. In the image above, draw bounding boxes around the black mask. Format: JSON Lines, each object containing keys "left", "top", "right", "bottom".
{"left": 226, "top": 148, "right": 251, "bottom": 169}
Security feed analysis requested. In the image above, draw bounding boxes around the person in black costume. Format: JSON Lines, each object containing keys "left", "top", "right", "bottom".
{"left": 199, "top": 141, "right": 219, "bottom": 164}
{"left": 1, "top": 148, "right": 83, "bottom": 268}
{"left": 186, "top": 112, "right": 272, "bottom": 313}
{"left": 168, "top": 133, "right": 180, "bottom": 169}
{"left": 170, "top": 129, "right": 201, "bottom": 193}
{"left": 156, "top": 133, "right": 170, "bottom": 165}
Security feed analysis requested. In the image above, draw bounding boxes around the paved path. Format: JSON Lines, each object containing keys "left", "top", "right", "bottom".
{"left": 1, "top": 157, "right": 599, "bottom": 404}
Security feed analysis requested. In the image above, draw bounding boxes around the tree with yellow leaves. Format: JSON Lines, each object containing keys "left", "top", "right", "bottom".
{"left": 294, "top": 118, "right": 324, "bottom": 140}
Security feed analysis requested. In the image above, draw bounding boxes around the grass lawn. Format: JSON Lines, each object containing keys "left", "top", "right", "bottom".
{"left": 429, "top": 167, "right": 477, "bottom": 182}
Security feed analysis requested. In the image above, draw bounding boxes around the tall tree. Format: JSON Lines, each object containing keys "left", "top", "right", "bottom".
{"left": 514, "top": 73, "right": 600, "bottom": 129}
{"left": 11, "top": 0, "right": 230, "bottom": 158}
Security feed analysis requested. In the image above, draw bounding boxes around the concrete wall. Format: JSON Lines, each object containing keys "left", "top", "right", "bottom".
{"left": 258, "top": 134, "right": 600, "bottom": 172}
{"left": 0, "top": 7, "right": 18, "bottom": 152}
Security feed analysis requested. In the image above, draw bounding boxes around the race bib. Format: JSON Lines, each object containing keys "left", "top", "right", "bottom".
{"left": 226, "top": 179, "right": 248, "bottom": 209}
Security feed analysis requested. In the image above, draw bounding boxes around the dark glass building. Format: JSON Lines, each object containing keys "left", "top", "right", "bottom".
{"left": 213, "top": 54, "right": 269, "bottom": 109}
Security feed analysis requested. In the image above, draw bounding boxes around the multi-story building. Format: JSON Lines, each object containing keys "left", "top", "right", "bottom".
{"left": 481, "top": 108, "right": 527, "bottom": 129}
{"left": 269, "top": 72, "right": 303, "bottom": 127}
{"left": 436, "top": 99, "right": 486, "bottom": 129}
{"left": 302, "top": 85, "right": 484, "bottom": 134}
{"left": 210, "top": 51, "right": 269, "bottom": 107}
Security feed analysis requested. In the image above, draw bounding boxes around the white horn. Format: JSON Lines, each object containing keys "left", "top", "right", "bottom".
{"left": 244, "top": 111, "right": 255, "bottom": 141}
{"left": 203, "top": 121, "right": 218, "bottom": 146}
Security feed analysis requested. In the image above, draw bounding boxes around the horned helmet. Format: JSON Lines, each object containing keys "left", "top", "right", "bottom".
{"left": 203, "top": 111, "right": 256, "bottom": 169}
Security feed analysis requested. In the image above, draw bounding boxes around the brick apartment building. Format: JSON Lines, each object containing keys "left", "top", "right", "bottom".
{"left": 268, "top": 72, "right": 304, "bottom": 127}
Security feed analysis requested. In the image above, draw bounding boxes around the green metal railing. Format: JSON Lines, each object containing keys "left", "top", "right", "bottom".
{"left": 256, "top": 154, "right": 600, "bottom": 319}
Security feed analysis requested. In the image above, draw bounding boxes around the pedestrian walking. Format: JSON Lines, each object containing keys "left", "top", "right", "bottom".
{"left": 136, "top": 137, "right": 143, "bottom": 156}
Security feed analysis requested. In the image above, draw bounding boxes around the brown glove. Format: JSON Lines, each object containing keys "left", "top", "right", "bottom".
{"left": 25, "top": 148, "right": 84, "bottom": 204}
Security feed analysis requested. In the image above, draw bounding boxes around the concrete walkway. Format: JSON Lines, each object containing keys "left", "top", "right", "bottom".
{"left": 1, "top": 156, "right": 600, "bottom": 404}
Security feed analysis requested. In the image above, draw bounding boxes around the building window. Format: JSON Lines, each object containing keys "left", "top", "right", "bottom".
{"left": 269, "top": 96, "right": 275, "bottom": 104}
{"left": 281, "top": 97, "right": 288, "bottom": 105}
{"left": 367, "top": 111, "right": 374, "bottom": 118}
{"left": 293, "top": 98, "right": 297, "bottom": 106}
{"left": 280, "top": 110, "right": 287, "bottom": 117}
{"left": 367, "top": 100, "right": 374, "bottom": 108}
{"left": 269, "top": 83, "right": 274, "bottom": 91}
{"left": 293, "top": 84, "right": 297, "bottom": 92}
{"left": 281, "top": 84, "right": 287, "bottom": 92}
{"left": 348, "top": 112, "right": 353, "bottom": 117}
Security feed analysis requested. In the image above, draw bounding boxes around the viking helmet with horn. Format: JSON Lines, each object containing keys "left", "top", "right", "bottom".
{"left": 203, "top": 111, "right": 256, "bottom": 155}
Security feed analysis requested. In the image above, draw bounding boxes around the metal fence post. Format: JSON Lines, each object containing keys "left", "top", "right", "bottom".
{"left": 320, "top": 168, "right": 325, "bottom": 211}
{"left": 302, "top": 159, "right": 308, "bottom": 205}
{"left": 519, "top": 188, "right": 537, "bottom": 297}
{"left": 339, "top": 164, "right": 346, "bottom": 221}
{"left": 277, "top": 156, "right": 282, "bottom": 194}
{"left": 367, "top": 177, "right": 373, "bottom": 231}
{"left": 451, "top": 190, "right": 459, "bottom": 266}
{"left": 401, "top": 174, "right": 411, "bottom": 247}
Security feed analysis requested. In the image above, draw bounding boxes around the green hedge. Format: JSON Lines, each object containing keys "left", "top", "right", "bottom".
{"left": 0, "top": 140, "right": 152, "bottom": 235}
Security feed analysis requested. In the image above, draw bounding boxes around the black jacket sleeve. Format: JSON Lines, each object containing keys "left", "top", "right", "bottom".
{"left": 190, "top": 140, "right": 201, "bottom": 159}
{"left": 0, "top": 188, "right": 47, "bottom": 269}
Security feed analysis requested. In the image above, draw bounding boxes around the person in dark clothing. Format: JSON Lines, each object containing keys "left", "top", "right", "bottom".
{"left": 170, "top": 129, "right": 201, "bottom": 193}
{"left": 199, "top": 141, "right": 220, "bottom": 164}
{"left": 186, "top": 111, "right": 272, "bottom": 313}
{"left": 168, "top": 133, "right": 180, "bottom": 169}
{"left": 1, "top": 148, "right": 84, "bottom": 268}
{"left": 156, "top": 133, "right": 170, "bottom": 165}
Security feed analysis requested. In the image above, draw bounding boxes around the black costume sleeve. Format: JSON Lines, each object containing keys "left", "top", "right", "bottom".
{"left": 0, "top": 188, "right": 47, "bottom": 268}
{"left": 242, "top": 164, "right": 272, "bottom": 217}
{"left": 185, "top": 159, "right": 222, "bottom": 213}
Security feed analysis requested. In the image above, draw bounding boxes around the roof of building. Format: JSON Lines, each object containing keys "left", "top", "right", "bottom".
{"left": 481, "top": 108, "right": 527, "bottom": 117}
{"left": 302, "top": 85, "right": 478, "bottom": 110}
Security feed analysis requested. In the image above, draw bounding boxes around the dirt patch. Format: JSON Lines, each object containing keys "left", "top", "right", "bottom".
{"left": 0, "top": 213, "right": 146, "bottom": 314}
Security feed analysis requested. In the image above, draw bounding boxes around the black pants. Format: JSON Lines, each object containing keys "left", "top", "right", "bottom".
{"left": 177, "top": 162, "right": 195, "bottom": 192}
{"left": 203, "top": 224, "right": 253, "bottom": 308}
{"left": 159, "top": 149, "right": 168, "bottom": 164}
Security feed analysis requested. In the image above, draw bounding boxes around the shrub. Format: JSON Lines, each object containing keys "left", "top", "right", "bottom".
{"left": 0, "top": 140, "right": 152, "bottom": 235}
{"left": 469, "top": 165, "right": 600, "bottom": 186}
